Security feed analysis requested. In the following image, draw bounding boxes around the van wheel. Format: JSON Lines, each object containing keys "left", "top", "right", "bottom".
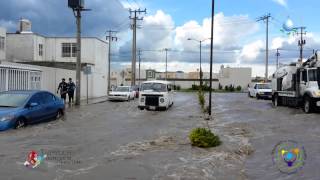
{"left": 303, "top": 96, "right": 313, "bottom": 113}
{"left": 256, "top": 94, "right": 260, "bottom": 100}
{"left": 15, "top": 118, "right": 26, "bottom": 129}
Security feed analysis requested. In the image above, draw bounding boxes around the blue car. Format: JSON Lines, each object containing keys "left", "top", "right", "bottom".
{"left": 0, "top": 90, "right": 65, "bottom": 131}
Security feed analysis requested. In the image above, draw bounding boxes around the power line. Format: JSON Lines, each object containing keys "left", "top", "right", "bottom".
{"left": 257, "top": 13, "right": 271, "bottom": 81}
{"left": 129, "top": 8, "right": 147, "bottom": 86}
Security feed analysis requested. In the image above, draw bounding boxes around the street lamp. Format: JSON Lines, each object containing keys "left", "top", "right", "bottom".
{"left": 187, "top": 38, "right": 210, "bottom": 87}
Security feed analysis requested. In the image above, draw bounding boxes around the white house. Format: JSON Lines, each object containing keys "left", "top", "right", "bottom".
{"left": 2, "top": 19, "right": 109, "bottom": 98}
{"left": 0, "top": 27, "right": 6, "bottom": 61}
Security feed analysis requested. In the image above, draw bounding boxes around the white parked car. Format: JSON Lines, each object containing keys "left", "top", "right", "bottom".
{"left": 248, "top": 83, "right": 272, "bottom": 99}
{"left": 138, "top": 81, "right": 174, "bottom": 110}
{"left": 108, "top": 86, "right": 135, "bottom": 101}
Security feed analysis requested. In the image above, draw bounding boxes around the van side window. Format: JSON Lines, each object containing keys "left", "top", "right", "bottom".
{"left": 302, "top": 70, "right": 307, "bottom": 82}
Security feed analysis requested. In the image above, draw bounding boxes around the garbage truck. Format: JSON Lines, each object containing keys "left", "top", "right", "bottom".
{"left": 272, "top": 52, "right": 320, "bottom": 113}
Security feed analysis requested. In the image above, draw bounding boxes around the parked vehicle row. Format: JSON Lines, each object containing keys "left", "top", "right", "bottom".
{"left": 108, "top": 81, "right": 175, "bottom": 111}
{"left": 108, "top": 86, "right": 136, "bottom": 101}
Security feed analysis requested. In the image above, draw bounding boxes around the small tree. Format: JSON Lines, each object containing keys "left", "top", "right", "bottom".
{"left": 218, "top": 83, "right": 223, "bottom": 90}
{"left": 198, "top": 90, "right": 205, "bottom": 112}
{"left": 236, "top": 85, "right": 242, "bottom": 91}
{"left": 224, "top": 85, "right": 229, "bottom": 91}
{"left": 229, "top": 84, "right": 235, "bottom": 92}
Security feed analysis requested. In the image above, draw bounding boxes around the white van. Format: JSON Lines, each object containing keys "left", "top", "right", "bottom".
{"left": 138, "top": 80, "right": 174, "bottom": 110}
{"left": 248, "top": 83, "right": 272, "bottom": 99}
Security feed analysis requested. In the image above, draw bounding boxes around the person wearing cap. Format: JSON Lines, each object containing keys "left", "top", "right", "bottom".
{"left": 57, "top": 78, "right": 68, "bottom": 102}
{"left": 67, "top": 78, "right": 76, "bottom": 104}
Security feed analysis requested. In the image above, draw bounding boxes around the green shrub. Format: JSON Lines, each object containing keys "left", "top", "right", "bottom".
{"left": 224, "top": 85, "right": 229, "bottom": 91}
{"left": 236, "top": 85, "right": 242, "bottom": 91}
{"left": 189, "top": 128, "right": 221, "bottom": 148}
{"left": 198, "top": 90, "right": 205, "bottom": 111}
{"left": 229, "top": 85, "right": 235, "bottom": 92}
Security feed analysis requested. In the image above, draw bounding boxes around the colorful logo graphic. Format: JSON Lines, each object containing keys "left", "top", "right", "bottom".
{"left": 272, "top": 140, "right": 306, "bottom": 174}
{"left": 24, "top": 150, "right": 47, "bottom": 168}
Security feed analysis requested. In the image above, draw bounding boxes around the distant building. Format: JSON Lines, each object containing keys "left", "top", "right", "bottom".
{"left": 218, "top": 65, "right": 252, "bottom": 89}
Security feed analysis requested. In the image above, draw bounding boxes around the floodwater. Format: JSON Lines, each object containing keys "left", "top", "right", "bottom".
{"left": 0, "top": 93, "right": 319, "bottom": 179}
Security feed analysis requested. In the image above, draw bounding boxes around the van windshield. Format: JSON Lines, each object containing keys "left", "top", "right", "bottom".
{"left": 257, "top": 84, "right": 271, "bottom": 89}
{"left": 141, "top": 83, "right": 167, "bottom": 92}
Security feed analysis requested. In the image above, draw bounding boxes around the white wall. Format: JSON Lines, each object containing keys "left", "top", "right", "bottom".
{"left": 219, "top": 67, "right": 251, "bottom": 89}
{"left": 6, "top": 33, "right": 34, "bottom": 61}
{"left": 0, "top": 27, "right": 6, "bottom": 60}
{"left": 1, "top": 62, "right": 102, "bottom": 99}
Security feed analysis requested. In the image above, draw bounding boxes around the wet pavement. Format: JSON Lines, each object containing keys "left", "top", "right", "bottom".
{"left": 0, "top": 92, "right": 319, "bottom": 180}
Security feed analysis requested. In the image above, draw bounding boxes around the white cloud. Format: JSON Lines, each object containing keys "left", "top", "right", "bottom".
{"left": 273, "top": 0, "right": 287, "bottom": 7}
{"left": 240, "top": 40, "right": 264, "bottom": 61}
{"left": 174, "top": 13, "right": 259, "bottom": 51}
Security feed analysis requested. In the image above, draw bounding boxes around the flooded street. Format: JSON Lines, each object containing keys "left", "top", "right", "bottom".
{"left": 0, "top": 92, "right": 319, "bottom": 179}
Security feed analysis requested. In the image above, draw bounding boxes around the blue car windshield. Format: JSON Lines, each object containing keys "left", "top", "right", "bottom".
{"left": 0, "top": 93, "right": 30, "bottom": 107}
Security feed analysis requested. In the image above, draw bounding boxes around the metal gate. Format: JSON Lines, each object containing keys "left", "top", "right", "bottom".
{"left": 0, "top": 65, "right": 42, "bottom": 92}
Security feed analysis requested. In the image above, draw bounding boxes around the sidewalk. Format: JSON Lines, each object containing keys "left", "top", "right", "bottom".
{"left": 64, "top": 96, "right": 109, "bottom": 109}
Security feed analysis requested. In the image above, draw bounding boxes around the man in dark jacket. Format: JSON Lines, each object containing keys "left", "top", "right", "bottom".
{"left": 57, "top": 78, "right": 68, "bottom": 102}
{"left": 67, "top": 78, "right": 76, "bottom": 104}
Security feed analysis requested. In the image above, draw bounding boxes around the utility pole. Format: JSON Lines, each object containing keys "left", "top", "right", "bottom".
{"left": 295, "top": 27, "right": 306, "bottom": 63}
{"left": 138, "top": 48, "right": 142, "bottom": 87}
{"left": 68, "top": 1, "right": 90, "bottom": 106}
{"left": 257, "top": 13, "right": 271, "bottom": 82}
{"left": 199, "top": 41, "right": 203, "bottom": 87}
{"left": 276, "top": 48, "right": 280, "bottom": 69}
{"left": 129, "top": 8, "right": 146, "bottom": 86}
{"left": 208, "top": 0, "right": 215, "bottom": 117}
{"left": 106, "top": 30, "right": 118, "bottom": 95}
{"left": 164, "top": 48, "right": 169, "bottom": 81}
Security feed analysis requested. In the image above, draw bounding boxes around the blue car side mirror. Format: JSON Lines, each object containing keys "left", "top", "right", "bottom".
{"left": 29, "top": 102, "right": 39, "bottom": 108}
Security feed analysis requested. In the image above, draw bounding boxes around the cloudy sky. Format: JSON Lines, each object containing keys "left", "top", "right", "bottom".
{"left": 1, "top": 0, "right": 320, "bottom": 77}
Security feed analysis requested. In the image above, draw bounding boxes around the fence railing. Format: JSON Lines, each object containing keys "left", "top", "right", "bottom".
{"left": 0, "top": 65, "right": 42, "bottom": 92}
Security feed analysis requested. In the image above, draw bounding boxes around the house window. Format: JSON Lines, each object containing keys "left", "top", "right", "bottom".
{"left": 0, "top": 36, "right": 5, "bottom": 50}
{"left": 62, "top": 43, "right": 77, "bottom": 57}
{"left": 39, "top": 44, "right": 43, "bottom": 56}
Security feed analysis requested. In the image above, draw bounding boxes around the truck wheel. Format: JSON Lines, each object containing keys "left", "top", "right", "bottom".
{"left": 303, "top": 96, "right": 313, "bottom": 113}
{"left": 273, "top": 95, "right": 278, "bottom": 107}
{"left": 272, "top": 94, "right": 281, "bottom": 107}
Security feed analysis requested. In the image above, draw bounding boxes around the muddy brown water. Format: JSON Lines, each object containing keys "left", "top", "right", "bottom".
{"left": 0, "top": 93, "right": 319, "bottom": 179}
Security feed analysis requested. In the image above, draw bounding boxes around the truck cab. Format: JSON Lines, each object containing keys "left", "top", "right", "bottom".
{"left": 297, "top": 67, "right": 320, "bottom": 112}
{"left": 138, "top": 80, "right": 174, "bottom": 111}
